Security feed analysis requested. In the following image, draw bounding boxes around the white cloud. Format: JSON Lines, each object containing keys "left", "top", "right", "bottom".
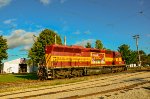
{"left": 3, "top": 19, "right": 16, "bottom": 24}
{"left": 40, "top": 0, "right": 51, "bottom": 5}
{"left": 3, "top": 19, "right": 17, "bottom": 29}
{"left": 36, "top": 25, "right": 43, "bottom": 29}
{"left": 60, "top": 0, "right": 67, "bottom": 4}
{"left": 147, "top": 34, "right": 150, "bottom": 37}
{"left": 73, "top": 30, "right": 80, "bottom": 35}
{"left": 73, "top": 30, "right": 91, "bottom": 35}
{"left": 139, "top": 0, "right": 144, "bottom": 6}
{"left": 39, "top": 0, "right": 67, "bottom": 5}
{"left": 20, "top": 46, "right": 31, "bottom": 51}
{"left": 74, "top": 39, "right": 95, "bottom": 47}
{"left": 5, "top": 29, "right": 36, "bottom": 49}
{"left": 0, "top": 30, "right": 3, "bottom": 35}
{"left": 0, "top": 0, "right": 11, "bottom": 8}
{"left": 84, "top": 30, "right": 91, "bottom": 34}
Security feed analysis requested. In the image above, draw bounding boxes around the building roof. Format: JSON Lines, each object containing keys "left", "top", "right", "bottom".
{"left": 4, "top": 58, "right": 23, "bottom": 64}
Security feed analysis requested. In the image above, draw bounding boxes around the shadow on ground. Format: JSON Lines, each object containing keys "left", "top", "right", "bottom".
{"left": 14, "top": 73, "right": 38, "bottom": 80}
{"left": 142, "top": 86, "right": 150, "bottom": 90}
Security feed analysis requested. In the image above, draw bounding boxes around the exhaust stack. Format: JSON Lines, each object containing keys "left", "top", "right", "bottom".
{"left": 64, "top": 36, "right": 66, "bottom": 45}
{"left": 55, "top": 34, "right": 56, "bottom": 44}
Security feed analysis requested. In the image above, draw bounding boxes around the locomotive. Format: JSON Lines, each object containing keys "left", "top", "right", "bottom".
{"left": 37, "top": 44, "right": 126, "bottom": 80}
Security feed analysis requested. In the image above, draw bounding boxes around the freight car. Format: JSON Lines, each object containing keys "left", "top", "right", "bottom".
{"left": 37, "top": 44, "right": 126, "bottom": 80}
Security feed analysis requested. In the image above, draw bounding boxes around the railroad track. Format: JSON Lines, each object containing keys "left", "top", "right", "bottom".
{"left": 59, "top": 81, "right": 150, "bottom": 99}
{"left": 0, "top": 71, "right": 149, "bottom": 99}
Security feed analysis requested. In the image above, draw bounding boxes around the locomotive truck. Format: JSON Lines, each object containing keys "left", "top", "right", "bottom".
{"left": 37, "top": 44, "right": 126, "bottom": 80}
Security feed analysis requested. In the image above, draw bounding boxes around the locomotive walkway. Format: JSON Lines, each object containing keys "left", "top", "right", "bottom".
{"left": 0, "top": 71, "right": 150, "bottom": 99}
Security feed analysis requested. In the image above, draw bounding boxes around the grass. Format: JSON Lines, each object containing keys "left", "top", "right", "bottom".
{"left": 0, "top": 73, "right": 38, "bottom": 83}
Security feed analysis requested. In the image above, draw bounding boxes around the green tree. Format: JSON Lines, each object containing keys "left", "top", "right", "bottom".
{"left": 26, "top": 59, "right": 33, "bottom": 66}
{"left": 147, "top": 54, "right": 150, "bottom": 65}
{"left": 28, "top": 29, "right": 62, "bottom": 63}
{"left": 0, "top": 35, "right": 8, "bottom": 64}
{"left": 85, "top": 42, "right": 91, "bottom": 48}
{"left": 128, "top": 51, "right": 138, "bottom": 64}
{"left": 118, "top": 44, "right": 132, "bottom": 64}
{"left": 139, "top": 50, "right": 149, "bottom": 66}
{"left": 95, "top": 40, "right": 103, "bottom": 49}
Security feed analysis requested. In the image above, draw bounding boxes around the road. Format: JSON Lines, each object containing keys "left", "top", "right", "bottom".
{"left": 0, "top": 71, "right": 150, "bottom": 99}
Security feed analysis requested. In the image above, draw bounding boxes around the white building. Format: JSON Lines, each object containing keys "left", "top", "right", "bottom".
{"left": 3, "top": 58, "right": 37, "bottom": 73}
{"left": 3, "top": 58, "right": 20, "bottom": 73}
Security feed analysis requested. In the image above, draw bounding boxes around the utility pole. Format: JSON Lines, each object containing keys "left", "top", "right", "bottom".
{"left": 133, "top": 35, "right": 141, "bottom": 66}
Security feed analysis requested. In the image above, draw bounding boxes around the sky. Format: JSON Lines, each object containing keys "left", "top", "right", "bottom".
{"left": 0, "top": 0, "right": 150, "bottom": 61}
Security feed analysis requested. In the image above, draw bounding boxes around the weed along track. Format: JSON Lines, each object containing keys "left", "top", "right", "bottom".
{"left": 0, "top": 71, "right": 149, "bottom": 99}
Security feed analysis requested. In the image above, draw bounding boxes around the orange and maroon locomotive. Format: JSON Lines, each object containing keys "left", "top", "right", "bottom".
{"left": 37, "top": 44, "right": 126, "bottom": 80}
